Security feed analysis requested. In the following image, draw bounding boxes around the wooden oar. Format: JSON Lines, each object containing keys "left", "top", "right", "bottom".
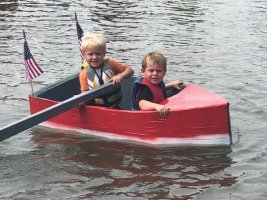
{"left": 0, "top": 83, "right": 117, "bottom": 141}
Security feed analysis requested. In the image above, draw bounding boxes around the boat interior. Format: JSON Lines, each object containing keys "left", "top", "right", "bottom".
{"left": 33, "top": 73, "right": 180, "bottom": 110}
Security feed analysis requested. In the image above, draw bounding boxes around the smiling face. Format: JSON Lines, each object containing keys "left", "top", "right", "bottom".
{"left": 142, "top": 57, "right": 166, "bottom": 85}
{"left": 83, "top": 45, "right": 106, "bottom": 68}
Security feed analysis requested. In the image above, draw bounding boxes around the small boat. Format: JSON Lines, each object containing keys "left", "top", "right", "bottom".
{"left": 29, "top": 73, "right": 232, "bottom": 146}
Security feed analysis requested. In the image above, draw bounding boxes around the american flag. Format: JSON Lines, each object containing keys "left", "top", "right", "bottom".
{"left": 24, "top": 39, "right": 44, "bottom": 81}
{"left": 75, "top": 12, "right": 84, "bottom": 61}
{"left": 76, "top": 20, "right": 84, "bottom": 45}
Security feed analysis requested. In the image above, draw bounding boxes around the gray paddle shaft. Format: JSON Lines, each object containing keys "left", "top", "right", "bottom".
{"left": 0, "top": 83, "right": 117, "bottom": 141}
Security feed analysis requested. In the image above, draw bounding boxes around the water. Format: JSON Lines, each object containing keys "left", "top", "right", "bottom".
{"left": 0, "top": 0, "right": 266, "bottom": 199}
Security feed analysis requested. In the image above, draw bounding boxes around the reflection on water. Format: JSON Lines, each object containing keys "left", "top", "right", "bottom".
{"left": 27, "top": 129, "right": 236, "bottom": 199}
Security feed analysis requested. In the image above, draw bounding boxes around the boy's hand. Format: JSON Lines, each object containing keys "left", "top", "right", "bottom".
{"left": 78, "top": 102, "right": 85, "bottom": 107}
{"left": 155, "top": 105, "right": 170, "bottom": 118}
{"left": 171, "top": 80, "right": 184, "bottom": 90}
{"left": 109, "top": 74, "right": 123, "bottom": 85}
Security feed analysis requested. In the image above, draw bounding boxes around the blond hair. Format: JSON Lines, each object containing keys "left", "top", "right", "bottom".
{"left": 142, "top": 52, "right": 167, "bottom": 70}
{"left": 80, "top": 33, "right": 106, "bottom": 54}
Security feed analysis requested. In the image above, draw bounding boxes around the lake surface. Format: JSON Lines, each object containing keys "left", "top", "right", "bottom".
{"left": 0, "top": 0, "right": 266, "bottom": 199}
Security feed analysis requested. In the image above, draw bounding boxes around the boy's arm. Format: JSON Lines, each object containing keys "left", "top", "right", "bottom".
{"left": 139, "top": 100, "right": 169, "bottom": 118}
{"left": 165, "top": 80, "right": 183, "bottom": 90}
{"left": 119, "top": 66, "right": 134, "bottom": 79}
{"left": 79, "top": 69, "right": 89, "bottom": 92}
{"left": 108, "top": 58, "right": 134, "bottom": 84}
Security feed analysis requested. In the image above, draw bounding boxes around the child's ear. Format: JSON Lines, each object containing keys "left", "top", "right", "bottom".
{"left": 141, "top": 69, "right": 145, "bottom": 75}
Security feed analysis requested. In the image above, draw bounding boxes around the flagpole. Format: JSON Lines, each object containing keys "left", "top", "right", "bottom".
{"left": 75, "top": 11, "right": 78, "bottom": 23}
{"left": 30, "top": 80, "right": 34, "bottom": 96}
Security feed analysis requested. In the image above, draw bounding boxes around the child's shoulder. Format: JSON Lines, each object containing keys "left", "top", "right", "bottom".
{"left": 107, "top": 56, "right": 124, "bottom": 65}
{"left": 79, "top": 67, "right": 87, "bottom": 78}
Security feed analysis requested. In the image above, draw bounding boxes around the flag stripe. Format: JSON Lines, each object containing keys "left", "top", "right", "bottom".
{"left": 25, "top": 60, "right": 43, "bottom": 80}
{"left": 25, "top": 59, "right": 42, "bottom": 80}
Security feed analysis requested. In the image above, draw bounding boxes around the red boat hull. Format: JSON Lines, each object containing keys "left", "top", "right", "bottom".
{"left": 29, "top": 84, "right": 231, "bottom": 145}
